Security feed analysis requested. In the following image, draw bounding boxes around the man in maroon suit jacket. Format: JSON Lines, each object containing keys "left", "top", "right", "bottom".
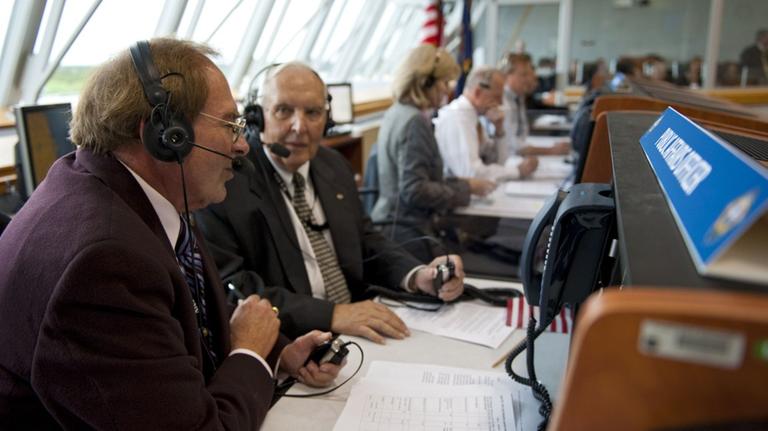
{"left": 0, "top": 38, "right": 341, "bottom": 430}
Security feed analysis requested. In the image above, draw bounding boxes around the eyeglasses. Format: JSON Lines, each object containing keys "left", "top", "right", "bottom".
{"left": 200, "top": 111, "right": 247, "bottom": 144}
{"left": 270, "top": 103, "right": 327, "bottom": 123}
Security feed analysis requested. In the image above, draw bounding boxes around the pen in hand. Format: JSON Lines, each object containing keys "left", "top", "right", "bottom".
{"left": 227, "top": 282, "right": 246, "bottom": 300}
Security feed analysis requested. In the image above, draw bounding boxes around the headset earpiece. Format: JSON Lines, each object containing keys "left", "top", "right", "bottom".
{"left": 130, "top": 40, "right": 194, "bottom": 163}
{"left": 422, "top": 49, "right": 440, "bottom": 90}
{"left": 143, "top": 110, "right": 194, "bottom": 162}
{"left": 243, "top": 103, "right": 265, "bottom": 133}
{"left": 423, "top": 75, "right": 436, "bottom": 89}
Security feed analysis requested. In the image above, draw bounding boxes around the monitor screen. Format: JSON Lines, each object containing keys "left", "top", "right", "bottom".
{"left": 14, "top": 103, "right": 74, "bottom": 198}
{"left": 327, "top": 83, "right": 353, "bottom": 125}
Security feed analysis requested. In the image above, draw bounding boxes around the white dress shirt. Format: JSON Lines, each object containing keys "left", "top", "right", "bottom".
{"left": 435, "top": 95, "right": 521, "bottom": 182}
{"left": 118, "top": 159, "right": 273, "bottom": 377}
{"left": 264, "top": 147, "right": 421, "bottom": 296}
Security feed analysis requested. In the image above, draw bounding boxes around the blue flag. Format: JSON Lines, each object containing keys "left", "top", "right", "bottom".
{"left": 454, "top": 0, "right": 472, "bottom": 97}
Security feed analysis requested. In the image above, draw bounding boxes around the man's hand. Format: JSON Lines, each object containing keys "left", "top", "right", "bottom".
{"left": 331, "top": 301, "right": 409, "bottom": 344}
{"left": 484, "top": 106, "right": 506, "bottom": 132}
{"left": 280, "top": 330, "right": 343, "bottom": 387}
{"left": 517, "top": 156, "right": 539, "bottom": 178}
{"left": 229, "top": 295, "right": 280, "bottom": 358}
{"left": 467, "top": 178, "right": 497, "bottom": 196}
{"left": 547, "top": 141, "right": 571, "bottom": 155}
{"left": 413, "top": 254, "right": 466, "bottom": 302}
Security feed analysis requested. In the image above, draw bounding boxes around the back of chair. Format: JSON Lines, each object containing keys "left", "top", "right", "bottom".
{"left": 359, "top": 147, "right": 379, "bottom": 216}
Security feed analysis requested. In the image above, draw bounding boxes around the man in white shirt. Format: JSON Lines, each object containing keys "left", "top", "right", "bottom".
{"left": 435, "top": 66, "right": 538, "bottom": 182}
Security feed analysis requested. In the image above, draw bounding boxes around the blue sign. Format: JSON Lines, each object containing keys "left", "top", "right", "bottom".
{"left": 639, "top": 107, "right": 768, "bottom": 271}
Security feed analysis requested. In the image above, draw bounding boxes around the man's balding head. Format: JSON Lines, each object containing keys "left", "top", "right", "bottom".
{"left": 259, "top": 63, "right": 329, "bottom": 173}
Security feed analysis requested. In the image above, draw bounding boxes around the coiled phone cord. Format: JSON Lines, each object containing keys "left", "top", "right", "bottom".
{"left": 504, "top": 316, "right": 553, "bottom": 431}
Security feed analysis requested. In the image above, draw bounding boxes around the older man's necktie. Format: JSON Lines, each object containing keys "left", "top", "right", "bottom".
{"left": 290, "top": 172, "right": 351, "bottom": 304}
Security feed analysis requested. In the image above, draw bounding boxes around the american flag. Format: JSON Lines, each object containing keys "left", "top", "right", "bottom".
{"left": 421, "top": 0, "right": 443, "bottom": 46}
{"left": 454, "top": 0, "right": 472, "bottom": 96}
{"left": 506, "top": 297, "right": 573, "bottom": 334}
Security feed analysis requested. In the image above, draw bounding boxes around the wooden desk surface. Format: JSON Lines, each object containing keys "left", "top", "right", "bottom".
{"left": 0, "top": 108, "right": 14, "bottom": 129}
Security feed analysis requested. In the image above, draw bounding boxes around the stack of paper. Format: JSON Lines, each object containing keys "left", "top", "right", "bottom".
{"left": 503, "top": 180, "right": 558, "bottom": 197}
{"left": 333, "top": 361, "right": 524, "bottom": 431}
{"left": 391, "top": 302, "right": 514, "bottom": 349}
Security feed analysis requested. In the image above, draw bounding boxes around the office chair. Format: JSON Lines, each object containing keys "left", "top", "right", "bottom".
{"left": 359, "top": 147, "right": 379, "bottom": 216}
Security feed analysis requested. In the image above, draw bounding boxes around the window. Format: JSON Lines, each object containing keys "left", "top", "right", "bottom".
{"left": 187, "top": 0, "right": 255, "bottom": 67}
{"left": 41, "top": 1, "right": 157, "bottom": 101}
{"left": 719, "top": 0, "right": 768, "bottom": 86}
{"left": 0, "top": 3, "right": 13, "bottom": 62}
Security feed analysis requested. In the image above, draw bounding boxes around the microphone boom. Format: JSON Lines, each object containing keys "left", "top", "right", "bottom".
{"left": 191, "top": 143, "right": 255, "bottom": 176}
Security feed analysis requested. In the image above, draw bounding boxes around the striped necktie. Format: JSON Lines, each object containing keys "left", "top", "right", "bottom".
{"left": 176, "top": 214, "right": 217, "bottom": 363}
{"left": 291, "top": 173, "right": 351, "bottom": 304}
{"left": 515, "top": 96, "right": 525, "bottom": 137}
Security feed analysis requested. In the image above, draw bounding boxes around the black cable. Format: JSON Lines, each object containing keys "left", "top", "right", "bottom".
{"left": 179, "top": 160, "right": 218, "bottom": 373}
{"left": 504, "top": 316, "right": 553, "bottom": 431}
{"left": 366, "top": 283, "right": 521, "bottom": 309}
{"left": 377, "top": 296, "right": 444, "bottom": 312}
{"left": 275, "top": 341, "right": 364, "bottom": 399}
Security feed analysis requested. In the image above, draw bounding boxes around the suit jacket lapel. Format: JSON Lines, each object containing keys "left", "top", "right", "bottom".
{"left": 249, "top": 147, "right": 314, "bottom": 295}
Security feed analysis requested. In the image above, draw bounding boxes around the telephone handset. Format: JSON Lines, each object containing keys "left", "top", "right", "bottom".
{"left": 519, "top": 183, "right": 616, "bottom": 326}
{"left": 520, "top": 190, "right": 567, "bottom": 305}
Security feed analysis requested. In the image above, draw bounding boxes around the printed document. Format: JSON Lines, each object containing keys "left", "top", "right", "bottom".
{"left": 334, "top": 362, "right": 522, "bottom": 431}
{"left": 391, "top": 302, "right": 513, "bottom": 348}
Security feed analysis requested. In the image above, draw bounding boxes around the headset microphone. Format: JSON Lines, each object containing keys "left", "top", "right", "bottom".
{"left": 191, "top": 143, "right": 256, "bottom": 177}
{"left": 266, "top": 143, "right": 291, "bottom": 158}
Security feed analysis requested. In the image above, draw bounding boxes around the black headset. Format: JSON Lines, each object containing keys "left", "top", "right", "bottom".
{"left": 129, "top": 40, "right": 195, "bottom": 163}
{"left": 423, "top": 49, "right": 443, "bottom": 89}
{"left": 244, "top": 63, "right": 335, "bottom": 137}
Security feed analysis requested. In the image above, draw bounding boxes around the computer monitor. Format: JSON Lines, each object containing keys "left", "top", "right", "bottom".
{"left": 14, "top": 103, "right": 74, "bottom": 199}
{"left": 327, "top": 83, "right": 354, "bottom": 125}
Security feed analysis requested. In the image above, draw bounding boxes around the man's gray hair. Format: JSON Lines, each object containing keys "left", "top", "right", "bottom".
{"left": 258, "top": 62, "right": 327, "bottom": 106}
{"left": 464, "top": 66, "right": 501, "bottom": 92}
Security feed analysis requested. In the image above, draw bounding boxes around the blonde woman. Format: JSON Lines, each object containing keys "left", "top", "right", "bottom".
{"left": 371, "top": 44, "right": 495, "bottom": 262}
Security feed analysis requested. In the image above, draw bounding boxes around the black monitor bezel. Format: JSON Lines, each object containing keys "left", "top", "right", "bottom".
{"left": 14, "top": 103, "right": 73, "bottom": 198}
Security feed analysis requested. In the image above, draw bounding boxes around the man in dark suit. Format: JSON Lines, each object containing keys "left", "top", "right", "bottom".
{"left": 198, "top": 63, "right": 466, "bottom": 343}
{"left": 740, "top": 29, "right": 768, "bottom": 85}
{"left": 0, "top": 38, "right": 340, "bottom": 429}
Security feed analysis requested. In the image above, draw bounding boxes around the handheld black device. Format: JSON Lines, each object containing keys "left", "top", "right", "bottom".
{"left": 432, "top": 258, "right": 456, "bottom": 293}
{"left": 306, "top": 334, "right": 349, "bottom": 366}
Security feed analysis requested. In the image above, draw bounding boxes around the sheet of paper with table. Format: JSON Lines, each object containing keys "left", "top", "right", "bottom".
{"left": 333, "top": 361, "right": 525, "bottom": 431}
